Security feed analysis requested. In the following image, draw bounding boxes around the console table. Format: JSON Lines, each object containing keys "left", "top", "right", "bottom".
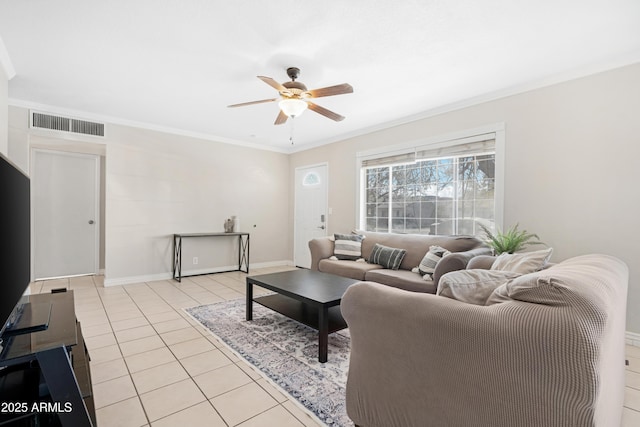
{"left": 0, "top": 290, "right": 95, "bottom": 427}
{"left": 173, "top": 232, "right": 250, "bottom": 282}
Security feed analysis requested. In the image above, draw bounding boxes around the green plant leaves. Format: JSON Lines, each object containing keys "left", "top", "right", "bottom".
{"left": 479, "top": 223, "right": 544, "bottom": 254}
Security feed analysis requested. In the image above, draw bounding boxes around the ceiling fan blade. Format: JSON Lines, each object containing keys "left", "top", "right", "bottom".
{"left": 305, "top": 83, "right": 353, "bottom": 98}
{"left": 257, "top": 76, "right": 291, "bottom": 95}
{"left": 228, "top": 98, "right": 278, "bottom": 108}
{"left": 307, "top": 102, "right": 345, "bottom": 122}
{"left": 274, "top": 110, "right": 288, "bottom": 125}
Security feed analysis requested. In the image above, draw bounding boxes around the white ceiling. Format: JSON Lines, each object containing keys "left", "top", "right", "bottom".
{"left": 1, "top": 0, "right": 639, "bottom": 153}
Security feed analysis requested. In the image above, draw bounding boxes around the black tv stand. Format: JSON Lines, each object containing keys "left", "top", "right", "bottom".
{"left": 0, "top": 290, "right": 95, "bottom": 427}
{"left": 2, "top": 301, "right": 52, "bottom": 337}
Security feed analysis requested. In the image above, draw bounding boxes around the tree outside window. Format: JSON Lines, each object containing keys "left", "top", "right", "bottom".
{"left": 363, "top": 153, "right": 495, "bottom": 236}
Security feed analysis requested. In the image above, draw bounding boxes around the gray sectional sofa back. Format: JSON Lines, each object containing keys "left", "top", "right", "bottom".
{"left": 358, "top": 231, "right": 483, "bottom": 271}
{"left": 309, "top": 230, "right": 491, "bottom": 293}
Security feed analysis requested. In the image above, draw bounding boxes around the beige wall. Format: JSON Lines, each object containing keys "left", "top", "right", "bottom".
{"left": 104, "top": 125, "right": 290, "bottom": 283}
{"left": 290, "top": 63, "right": 640, "bottom": 334}
{"left": 8, "top": 106, "right": 291, "bottom": 285}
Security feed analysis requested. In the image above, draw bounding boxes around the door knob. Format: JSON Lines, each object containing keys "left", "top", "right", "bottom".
{"left": 88, "top": 220, "right": 95, "bottom": 224}
{"left": 317, "top": 225, "right": 325, "bottom": 230}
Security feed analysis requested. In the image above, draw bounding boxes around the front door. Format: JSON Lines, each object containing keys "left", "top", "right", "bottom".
{"left": 33, "top": 150, "right": 99, "bottom": 279}
{"left": 294, "top": 164, "right": 328, "bottom": 268}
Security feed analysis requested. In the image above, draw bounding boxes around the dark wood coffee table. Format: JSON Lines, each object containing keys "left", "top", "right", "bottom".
{"left": 246, "top": 269, "right": 358, "bottom": 363}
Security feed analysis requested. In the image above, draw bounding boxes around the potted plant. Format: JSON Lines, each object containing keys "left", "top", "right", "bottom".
{"left": 479, "top": 223, "right": 544, "bottom": 255}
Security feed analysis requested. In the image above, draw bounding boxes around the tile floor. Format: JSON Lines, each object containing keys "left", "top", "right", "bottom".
{"left": 31, "top": 265, "right": 321, "bottom": 427}
{"left": 30, "top": 267, "right": 640, "bottom": 427}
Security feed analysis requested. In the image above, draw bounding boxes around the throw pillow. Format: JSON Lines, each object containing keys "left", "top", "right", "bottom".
{"left": 333, "top": 233, "right": 365, "bottom": 261}
{"left": 437, "top": 270, "right": 522, "bottom": 305}
{"left": 411, "top": 245, "right": 451, "bottom": 280}
{"left": 486, "top": 272, "right": 564, "bottom": 306}
{"left": 328, "top": 256, "right": 366, "bottom": 262}
{"left": 491, "top": 248, "right": 553, "bottom": 275}
{"left": 368, "top": 243, "right": 406, "bottom": 270}
{"left": 485, "top": 282, "right": 511, "bottom": 305}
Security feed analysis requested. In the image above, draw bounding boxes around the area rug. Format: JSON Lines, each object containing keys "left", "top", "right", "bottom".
{"left": 185, "top": 298, "right": 352, "bottom": 426}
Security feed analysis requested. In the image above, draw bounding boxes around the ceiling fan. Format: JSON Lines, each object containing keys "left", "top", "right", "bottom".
{"left": 228, "top": 67, "right": 353, "bottom": 125}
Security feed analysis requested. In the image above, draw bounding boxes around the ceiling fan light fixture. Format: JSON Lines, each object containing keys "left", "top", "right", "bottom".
{"left": 229, "top": 68, "right": 352, "bottom": 124}
{"left": 278, "top": 98, "right": 308, "bottom": 118}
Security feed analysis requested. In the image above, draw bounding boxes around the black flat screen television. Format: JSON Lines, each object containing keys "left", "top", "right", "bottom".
{"left": 0, "top": 152, "right": 33, "bottom": 340}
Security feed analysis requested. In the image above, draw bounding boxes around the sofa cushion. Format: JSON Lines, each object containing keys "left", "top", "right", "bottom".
{"left": 414, "top": 245, "right": 451, "bottom": 278}
{"left": 368, "top": 243, "right": 406, "bottom": 270}
{"left": 364, "top": 269, "right": 437, "bottom": 293}
{"left": 318, "top": 258, "right": 382, "bottom": 281}
{"left": 333, "top": 233, "right": 365, "bottom": 260}
{"left": 491, "top": 248, "right": 553, "bottom": 274}
{"left": 437, "top": 269, "right": 521, "bottom": 305}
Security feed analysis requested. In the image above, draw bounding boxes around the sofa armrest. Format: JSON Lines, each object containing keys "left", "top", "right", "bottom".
{"left": 466, "top": 254, "right": 497, "bottom": 270}
{"left": 432, "top": 246, "right": 493, "bottom": 287}
{"left": 309, "top": 237, "right": 334, "bottom": 271}
{"left": 341, "top": 281, "right": 613, "bottom": 427}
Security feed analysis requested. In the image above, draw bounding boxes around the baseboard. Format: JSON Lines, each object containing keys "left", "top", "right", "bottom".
{"left": 103, "top": 260, "right": 294, "bottom": 287}
{"left": 251, "top": 260, "right": 295, "bottom": 268}
{"left": 626, "top": 331, "right": 640, "bottom": 347}
{"left": 104, "top": 272, "right": 173, "bottom": 287}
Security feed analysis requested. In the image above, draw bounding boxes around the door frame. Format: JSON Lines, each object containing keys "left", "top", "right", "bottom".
{"left": 31, "top": 148, "right": 101, "bottom": 280}
{"left": 293, "top": 162, "right": 329, "bottom": 268}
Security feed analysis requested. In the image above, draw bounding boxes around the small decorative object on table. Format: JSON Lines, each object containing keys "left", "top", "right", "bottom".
{"left": 224, "top": 218, "right": 234, "bottom": 233}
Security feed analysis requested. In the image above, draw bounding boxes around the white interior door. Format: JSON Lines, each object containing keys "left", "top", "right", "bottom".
{"left": 33, "top": 150, "right": 99, "bottom": 279}
{"left": 294, "top": 164, "right": 328, "bottom": 268}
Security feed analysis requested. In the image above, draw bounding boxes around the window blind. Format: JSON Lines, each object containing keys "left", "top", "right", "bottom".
{"left": 361, "top": 151, "right": 416, "bottom": 168}
{"left": 360, "top": 132, "right": 495, "bottom": 168}
{"left": 415, "top": 137, "right": 495, "bottom": 161}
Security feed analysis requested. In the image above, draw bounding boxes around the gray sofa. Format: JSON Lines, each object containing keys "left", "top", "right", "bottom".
{"left": 309, "top": 230, "right": 491, "bottom": 293}
{"left": 341, "top": 254, "right": 629, "bottom": 427}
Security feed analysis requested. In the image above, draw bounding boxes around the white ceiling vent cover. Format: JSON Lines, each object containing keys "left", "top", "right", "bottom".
{"left": 30, "top": 111, "right": 105, "bottom": 137}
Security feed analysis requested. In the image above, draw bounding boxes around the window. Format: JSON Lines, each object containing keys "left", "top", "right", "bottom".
{"left": 360, "top": 132, "right": 499, "bottom": 236}
{"left": 302, "top": 172, "right": 321, "bottom": 186}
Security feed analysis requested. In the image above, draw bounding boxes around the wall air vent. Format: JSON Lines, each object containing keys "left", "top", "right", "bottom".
{"left": 30, "top": 111, "right": 105, "bottom": 137}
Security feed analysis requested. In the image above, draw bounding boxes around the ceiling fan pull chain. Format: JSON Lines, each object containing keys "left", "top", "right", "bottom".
{"left": 290, "top": 117, "right": 295, "bottom": 145}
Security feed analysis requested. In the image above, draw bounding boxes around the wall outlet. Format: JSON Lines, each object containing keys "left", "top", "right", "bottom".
{"left": 193, "top": 257, "right": 198, "bottom": 265}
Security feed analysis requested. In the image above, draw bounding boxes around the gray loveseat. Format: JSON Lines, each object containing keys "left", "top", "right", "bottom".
{"left": 309, "top": 230, "right": 491, "bottom": 293}
{"left": 342, "top": 254, "right": 629, "bottom": 427}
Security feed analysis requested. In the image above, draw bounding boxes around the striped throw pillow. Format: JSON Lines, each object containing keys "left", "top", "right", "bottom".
{"left": 368, "top": 243, "right": 406, "bottom": 270}
{"left": 415, "top": 245, "right": 452, "bottom": 279}
{"left": 333, "top": 233, "right": 364, "bottom": 260}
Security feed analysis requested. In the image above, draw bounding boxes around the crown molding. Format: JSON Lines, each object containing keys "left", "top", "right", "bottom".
{"left": 288, "top": 52, "right": 640, "bottom": 154}
{"left": 7, "top": 51, "right": 640, "bottom": 155}
{"left": 0, "top": 36, "right": 16, "bottom": 80}
{"left": 8, "top": 99, "right": 290, "bottom": 154}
